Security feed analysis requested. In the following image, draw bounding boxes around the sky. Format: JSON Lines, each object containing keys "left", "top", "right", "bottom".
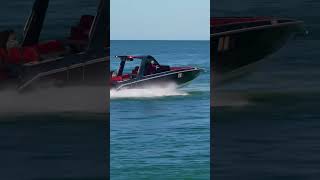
{"left": 111, "top": 0, "right": 210, "bottom": 40}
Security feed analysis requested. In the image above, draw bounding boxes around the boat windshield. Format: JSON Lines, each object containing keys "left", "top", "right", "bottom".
{"left": 123, "top": 60, "right": 140, "bottom": 75}
{"left": 111, "top": 56, "right": 161, "bottom": 78}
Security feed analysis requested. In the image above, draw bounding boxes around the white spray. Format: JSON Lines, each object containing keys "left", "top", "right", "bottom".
{"left": 111, "top": 83, "right": 188, "bottom": 99}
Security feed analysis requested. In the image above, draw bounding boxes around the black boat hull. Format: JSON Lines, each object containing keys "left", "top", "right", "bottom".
{"left": 16, "top": 56, "right": 109, "bottom": 91}
{"left": 211, "top": 19, "right": 304, "bottom": 82}
{"left": 112, "top": 68, "right": 201, "bottom": 90}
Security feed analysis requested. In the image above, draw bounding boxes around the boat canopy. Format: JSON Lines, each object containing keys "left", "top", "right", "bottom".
{"left": 115, "top": 55, "right": 156, "bottom": 60}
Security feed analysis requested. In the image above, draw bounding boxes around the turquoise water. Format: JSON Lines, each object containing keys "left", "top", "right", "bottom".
{"left": 110, "top": 41, "right": 210, "bottom": 180}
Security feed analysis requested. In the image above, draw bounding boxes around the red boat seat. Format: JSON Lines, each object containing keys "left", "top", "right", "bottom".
{"left": 0, "top": 48, "right": 7, "bottom": 61}
{"left": 122, "top": 74, "right": 130, "bottom": 79}
{"left": 1, "top": 47, "right": 39, "bottom": 64}
{"left": 7, "top": 48, "right": 22, "bottom": 64}
{"left": 131, "top": 66, "right": 139, "bottom": 75}
{"left": 112, "top": 76, "right": 123, "bottom": 81}
{"left": 37, "top": 40, "right": 65, "bottom": 55}
{"left": 22, "top": 47, "right": 40, "bottom": 63}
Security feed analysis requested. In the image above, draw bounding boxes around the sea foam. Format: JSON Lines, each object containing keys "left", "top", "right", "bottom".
{"left": 111, "top": 83, "right": 188, "bottom": 99}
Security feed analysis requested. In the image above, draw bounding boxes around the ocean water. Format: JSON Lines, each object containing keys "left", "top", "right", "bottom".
{"left": 0, "top": 114, "right": 108, "bottom": 180}
{"left": 212, "top": 0, "right": 320, "bottom": 179}
{"left": 110, "top": 41, "right": 210, "bottom": 180}
{"left": 0, "top": 0, "right": 109, "bottom": 179}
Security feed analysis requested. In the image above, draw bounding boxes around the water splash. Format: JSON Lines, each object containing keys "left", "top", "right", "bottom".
{"left": 111, "top": 83, "right": 188, "bottom": 99}
{"left": 0, "top": 86, "right": 108, "bottom": 115}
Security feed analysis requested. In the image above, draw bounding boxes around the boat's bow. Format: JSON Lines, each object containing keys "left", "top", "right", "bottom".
{"left": 211, "top": 17, "right": 306, "bottom": 80}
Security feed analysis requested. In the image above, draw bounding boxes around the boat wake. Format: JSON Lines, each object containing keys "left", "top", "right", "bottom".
{"left": 111, "top": 84, "right": 188, "bottom": 99}
{"left": 212, "top": 87, "right": 320, "bottom": 108}
{"left": 0, "top": 86, "right": 108, "bottom": 115}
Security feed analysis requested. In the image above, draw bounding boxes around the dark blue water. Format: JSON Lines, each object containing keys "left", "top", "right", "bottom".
{"left": 212, "top": 0, "right": 320, "bottom": 179}
{"left": 110, "top": 41, "right": 210, "bottom": 180}
{"left": 0, "top": 1, "right": 108, "bottom": 179}
{"left": 0, "top": 114, "right": 108, "bottom": 180}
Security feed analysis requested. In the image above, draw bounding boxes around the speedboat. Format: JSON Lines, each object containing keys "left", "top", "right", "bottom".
{"left": 0, "top": 0, "right": 108, "bottom": 91}
{"left": 211, "top": 17, "right": 305, "bottom": 82}
{"left": 111, "top": 55, "right": 202, "bottom": 90}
